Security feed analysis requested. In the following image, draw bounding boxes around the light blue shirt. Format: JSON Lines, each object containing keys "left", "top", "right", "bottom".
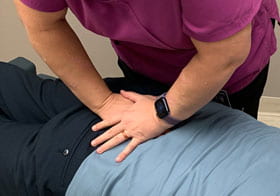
{"left": 66, "top": 103, "right": 280, "bottom": 196}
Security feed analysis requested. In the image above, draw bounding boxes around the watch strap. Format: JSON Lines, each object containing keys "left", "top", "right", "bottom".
{"left": 157, "top": 93, "right": 181, "bottom": 125}
{"left": 163, "top": 115, "right": 181, "bottom": 125}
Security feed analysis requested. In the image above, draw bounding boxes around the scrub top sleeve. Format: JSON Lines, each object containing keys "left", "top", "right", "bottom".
{"left": 181, "top": 0, "right": 262, "bottom": 42}
{"left": 20, "top": 0, "right": 67, "bottom": 12}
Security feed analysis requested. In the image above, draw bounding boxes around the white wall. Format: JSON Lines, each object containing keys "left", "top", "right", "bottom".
{"left": 263, "top": 24, "right": 280, "bottom": 97}
{"left": 0, "top": 0, "right": 279, "bottom": 96}
{"left": 0, "top": 0, "right": 121, "bottom": 77}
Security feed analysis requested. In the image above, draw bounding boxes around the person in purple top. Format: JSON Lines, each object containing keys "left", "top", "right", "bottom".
{"left": 14, "top": 0, "right": 279, "bottom": 163}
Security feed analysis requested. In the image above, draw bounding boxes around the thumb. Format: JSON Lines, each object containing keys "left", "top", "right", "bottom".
{"left": 120, "top": 90, "right": 141, "bottom": 102}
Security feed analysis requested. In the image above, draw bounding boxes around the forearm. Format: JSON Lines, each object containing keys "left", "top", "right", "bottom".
{"left": 165, "top": 23, "right": 251, "bottom": 121}
{"left": 166, "top": 55, "right": 240, "bottom": 120}
{"left": 25, "top": 20, "right": 112, "bottom": 112}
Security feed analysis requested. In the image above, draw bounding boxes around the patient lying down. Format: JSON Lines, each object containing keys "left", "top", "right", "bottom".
{"left": 0, "top": 62, "right": 279, "bottom": 196}
{"left": 67, "top": 103, "right": 280, "bottom": 196}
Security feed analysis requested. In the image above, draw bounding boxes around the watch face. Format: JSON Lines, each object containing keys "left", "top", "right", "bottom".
{"left": 155, "top": 97, "right": 170, "bottom": 118}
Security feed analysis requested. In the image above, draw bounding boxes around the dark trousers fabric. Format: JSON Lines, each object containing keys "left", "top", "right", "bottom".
{"left": 0, "top": 62, "right": 101, "bottom": 196}
{"left": 118, "top": 58, "right": 269, "bottom": 119}
{"left": 228, "top": 65, "right": 269, "bottom": 118}
{"left": 0, "top": 62, "right": 168, "bottom": 196}
{"left": 0, "top": 57, "right": 269, "bottom": 195}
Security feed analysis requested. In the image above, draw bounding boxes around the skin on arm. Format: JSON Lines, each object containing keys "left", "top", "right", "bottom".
{"left": 14, "top": 0, "right": 251, "bottom": 162}
{"left": 14, "top": 0, "right": 134, "bottom": 123}
{"left": 92, "top": 24, "right": 252, "bottom": 162}
{"left": 166, "top": 24, "right": 252, "bottom": 121}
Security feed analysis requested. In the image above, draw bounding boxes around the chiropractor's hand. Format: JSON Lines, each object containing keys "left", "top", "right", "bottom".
{"left": 91, "top": 90, "right": 172, "bottom": 162}
{"left": 93, "top": 92, "right": 134, "bottom": 129}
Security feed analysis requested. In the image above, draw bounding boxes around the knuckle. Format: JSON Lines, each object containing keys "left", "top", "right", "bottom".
{"left": 105, "top": 130, "right": 114, "bottom": 138}
{"left": 106, "top": 128, "right": 119, "bottom": 138}
{"left": 135, "top": 131, "right": 146, "bottom": 139}
{"left": 115, "top": 133, "right": 124, "bottom": 141}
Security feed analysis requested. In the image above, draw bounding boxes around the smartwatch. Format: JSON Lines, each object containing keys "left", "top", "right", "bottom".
{"left": 154, "top": 93, "right": 180, "bottom": 125}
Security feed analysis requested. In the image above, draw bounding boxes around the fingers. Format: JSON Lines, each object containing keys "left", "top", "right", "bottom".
{"left": 92, "top": 118, "right": 120, "bottom": 131}
{"left": 95, "top": 131, "right": 132, "bottom": 154}
{"left": 91, "top": 124, "right": 123, "bottom": 147}
{"left": 92, "top": 127, "right": 143, "bottom": 162}
{"left": 115, "top": 138, "right": 140, "bottom": 162}
{"left": 120, "top": 90, "right": 141, "bottom": 102}
{"left": 95, "top": 132, "right": 141, "bottom": 163}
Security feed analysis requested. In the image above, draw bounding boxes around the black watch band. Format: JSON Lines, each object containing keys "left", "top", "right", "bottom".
{"left": 154, "top": 93, "right": 180, "bottom": 125}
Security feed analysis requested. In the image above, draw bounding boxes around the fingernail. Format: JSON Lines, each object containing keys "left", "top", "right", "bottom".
{"left": 91, "top": 141, "right": 96, "bottom": 146}
{"left": 115, "top": 157, "right": 121, "bottom": 162}
{"left": 92, "top": 126, "right": 96, "bottom": 131}
{"left": 96, "top": 148, "right": 102, "bottom": 154}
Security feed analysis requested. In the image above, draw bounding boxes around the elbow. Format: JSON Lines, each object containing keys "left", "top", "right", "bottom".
{"left": 228, "top": 49, "right": 250, "bottom": 70}
{"left": 228, "top": 40, "right": 251, "bottom": 71}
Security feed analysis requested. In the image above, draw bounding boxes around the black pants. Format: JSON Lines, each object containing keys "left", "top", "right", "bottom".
{"left": 0, "top": 62, "right": 102, "bottom": 195}
{"left": 118, "top": 59, "right": 269, "bottom": 119}
{"left": 229, "top": 18, "right": 276, "bottom": 118}
{"left": 0, "top": 58, "right": 269, "bottom": 195}
{"left": 0, "top": 62, "right": 169, "bottom": 196}
{"left": 229, "top": 65, "right": 269, "bottom": 118}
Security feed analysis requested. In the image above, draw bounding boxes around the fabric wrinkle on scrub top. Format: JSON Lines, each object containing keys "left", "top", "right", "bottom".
{"left": 21, "top": 0, "right": 280, "bottom": 94}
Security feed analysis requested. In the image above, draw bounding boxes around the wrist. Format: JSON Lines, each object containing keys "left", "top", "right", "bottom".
{"left": 154, "top": 93, "right": 181, "bottom": 125}
{"left": 92, "top": 91, "right": 114, "bottom": 113}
